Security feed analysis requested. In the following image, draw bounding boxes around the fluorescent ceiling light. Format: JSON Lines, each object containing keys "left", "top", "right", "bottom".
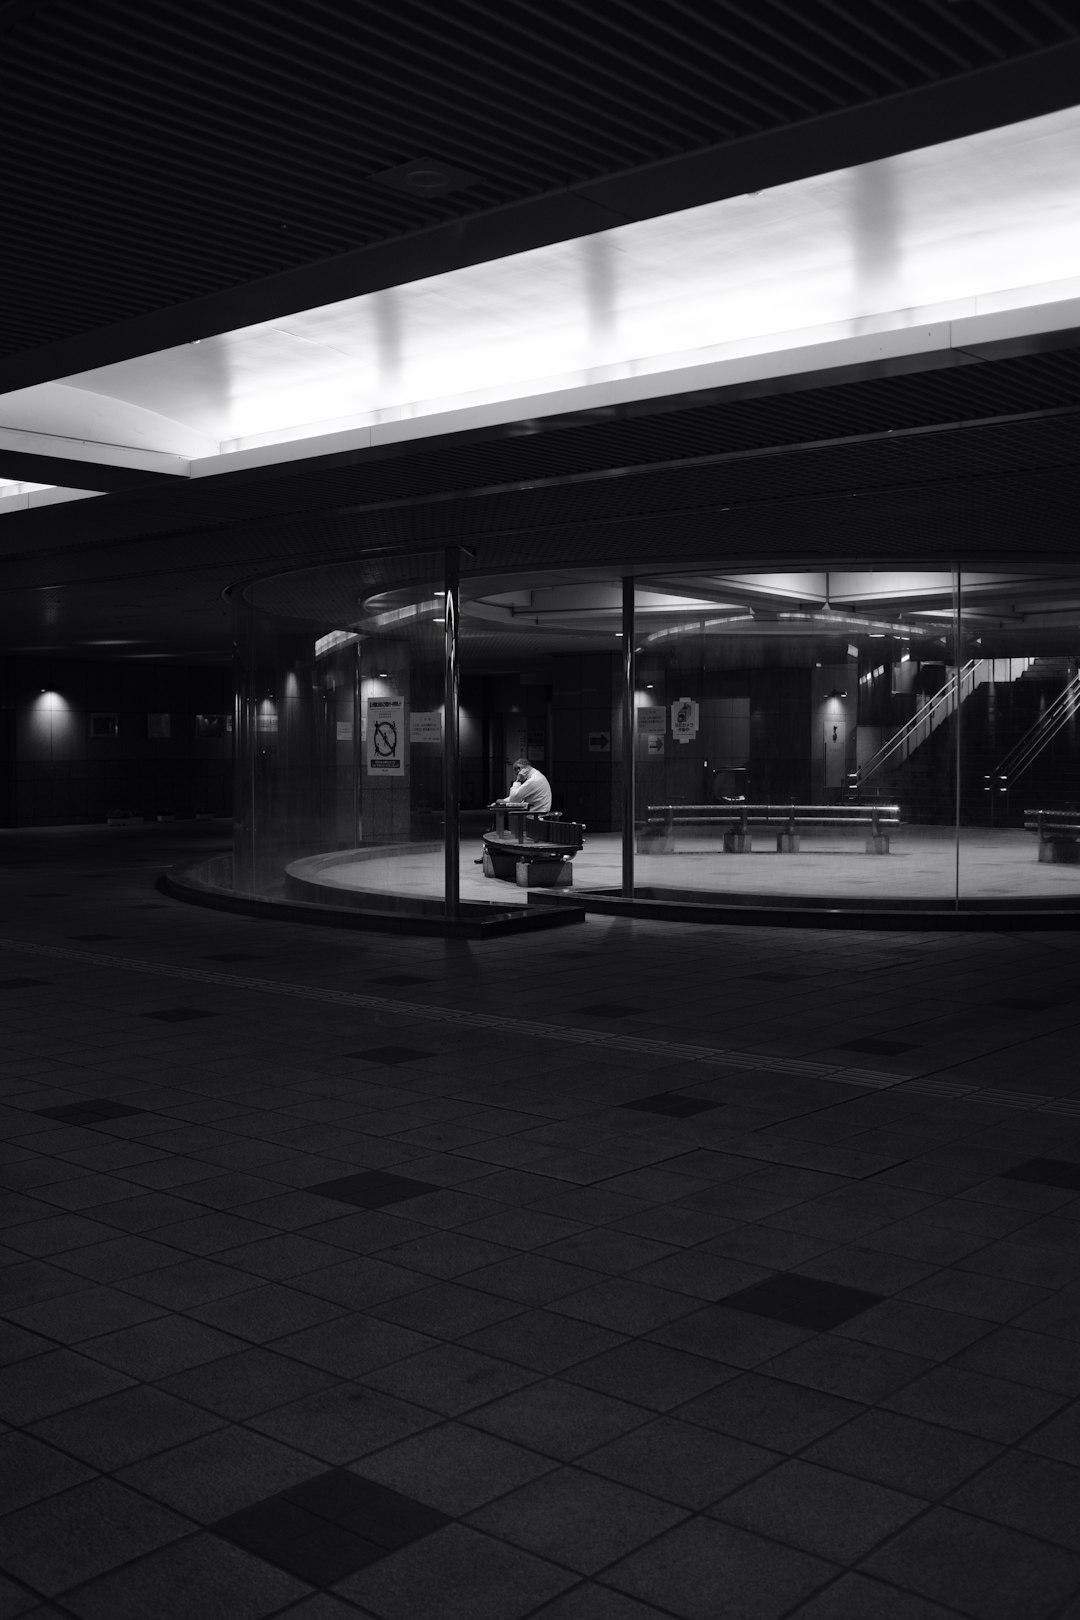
{"left": 6, "top": 105, "right": 1080, "bottom": 487}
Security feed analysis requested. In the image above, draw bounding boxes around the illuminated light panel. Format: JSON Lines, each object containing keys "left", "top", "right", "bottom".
{"left": 4, "top": 106, "right": 1080, "bottom": 485}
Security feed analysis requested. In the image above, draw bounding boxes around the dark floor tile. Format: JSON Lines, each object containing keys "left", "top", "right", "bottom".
{"left": 187, "top": 1282, "right": 347, "bottom": 1343}
{"left": 158, "top": 1347, "right": 337, "bottom": 1420}
{"left": 761, "top": 1336, "right": 933, "bottom": 1404}
{"left": 710, "top": 1456, "right": 924, "bottom": 1564}
{"left": 142, "top": 1007, "right": 218, "bottom": 1022}
{"left": 0, "top": 1478, "right": 192, "bottom": 1596}
{"left": 458, "top": 1308, "right": 626, "bottom": 1374}
{"left": 999, "top": 1157, "right": 1080, "bottom": 1190}
{"left": 1022, "top": 1400, "right": 1080, "bottom": 1466}
{"left": 0, "top": 978, "right": 49, "bottom": 989}
{"left": 562, "top": 1339, "right": 734, "bottom": 1411}
{"left": 786, "top": 1571, "right": 970, "bottom": 1618}
{"left": 946, "top": 1449, "right": 1080, "bottom": 1552}
{"left": 678, "top": 1371, "right": 862, "bottom": 1453}
{"left": 834, "top": 1038, "right": 918, "bottom": 1055}
{"left": 202, "top": 953, "right": 262, "bottom": 962}
{"left": 211, "top": 1467, "right": 450, "bottom": 1584}
{"left": 463, "top": 1378, "right": 649, "bottom": 1461}
{"left": 249, "top": 1385, "right": 438, "bottom": 1465}
{"left": 803, "top": 1409, "right": 1001, "bottom": 1499}
{"left": 272, "top": 1317, "right": 435, "bottom": 1381}
{"left": 68, "top": 933, "right": 121, "bottom": 942}
{"left": 341, "top": 1045, "right": 434, "bottom": 1064}
{"left": 0, "top": 1432, "right": 96, "bottom": 1515}
{"left": 467, "top": 1465, "right": 686, "bottom": 1575}
{"left": 0, "top": 1347, "right": 134, "bottom": 1424}
{"left": 79, "top": 1315, "right": 245, "bottom": 1380}
{"left": 32, "top": 1101, "right": 146, "bottom": 1126}
{"left": 883, "top": 1364, "right": 1066, "bottom": 1444}
{"left": 650, "top": 1302, "right": 815, "bottom": 1368}
{"left": 28, "top": 1383, "right": 224, "bottom": 1470}
{"left": 721, "top": 1273, "right": 884, "bottom": 1331}
{"left": 354, "top": 1420, "right": 555, "bottom": 1514}
{"left": 361, "top": 1342, "right": 536, "bottom": 1416}
{"left": 60, "top": 1531, "right": 308, "bottom": 1620}
{"left": 370, "top": 974, "right": 430, "bottom": 986}
{"left": 117, "top": 1426, "right": 321, "bottom": 1522}
{"left": 859, "top": 1505, "right": 1080, "bottom": 1619}
{"left": 574, "top": 1003, "right": 641, "bottom": 1018}
{"left": 997, "top": 997, "right": 1055, "bottom": 1012}
{"left": 581, "top": 1416, "right": 780, "bottom": 1510}
{"left": 620, "top": 1094, "right": 722, "bottom": 1118}
{"left": 306, "top": 1171, "right": 441, "bottom": 1209}
{"left": 604, "top": 1515, "right": 837, "bottom": 1620}
{"left": 335, "top": 1522, "right": 576, "bottom": 1619}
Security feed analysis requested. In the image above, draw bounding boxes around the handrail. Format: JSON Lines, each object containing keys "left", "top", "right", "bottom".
{"left": 859, "top": 659, "right": 981, "bottom": 785}
{"left": 992, "top": 671, "right": 1080, "bottom": 786}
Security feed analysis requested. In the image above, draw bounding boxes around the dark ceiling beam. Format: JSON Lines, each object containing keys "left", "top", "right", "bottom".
{"left": 2, "top": 38, "right": 1079, "bottom": 396}
{"left": 0, "top": 448, "right": 181, "bottom": 491}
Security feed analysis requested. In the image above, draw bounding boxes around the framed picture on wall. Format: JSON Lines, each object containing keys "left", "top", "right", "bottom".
{"left": 147, "top": 712, "right": 170, "bottom": 738}
{"left": 194, "top": 713, "right": 226, "bottom": 738}
{"left": 90, "top": 712, "right": 119, "bottom": 738}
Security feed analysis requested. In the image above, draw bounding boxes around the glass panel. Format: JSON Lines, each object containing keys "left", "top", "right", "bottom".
{"left": 632, "top": 567, "right": 962, "bottom": 911}
{"left": 456, "top": 571, "right": 624, "bottom": 902}
{"left": 233, "top": 561, "right": 446, "bottom": 913}
{"left": 957, "top": 566, "right": 1080, "bottom": 907}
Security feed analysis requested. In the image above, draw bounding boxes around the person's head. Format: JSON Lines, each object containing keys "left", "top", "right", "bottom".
{"left": 513, "top": 758, "right": 532, "bottom": 779}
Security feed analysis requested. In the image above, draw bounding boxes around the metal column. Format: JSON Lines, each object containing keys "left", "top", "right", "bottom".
{"left": 622, "top": 575, "right": 635, "bottom": 898}
{"left": 443, "top": 547, "right": 461, "bottom": 918}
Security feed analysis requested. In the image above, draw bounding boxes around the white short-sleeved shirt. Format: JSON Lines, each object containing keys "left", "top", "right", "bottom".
{"left": 506, "top": 769, "right": 552, "bottom": 813}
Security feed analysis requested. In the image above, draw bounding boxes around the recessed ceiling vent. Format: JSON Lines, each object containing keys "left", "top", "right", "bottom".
{"left": 370, "top": 158, "right": 480, "bottom": 196}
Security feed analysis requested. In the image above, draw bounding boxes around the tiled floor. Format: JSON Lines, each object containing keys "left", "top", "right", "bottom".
{"left": 309, "top": 827, "right": 1080, "bottom": 908}
{"left": 3, "top": 823, "right": 1080, "bottom": 1618}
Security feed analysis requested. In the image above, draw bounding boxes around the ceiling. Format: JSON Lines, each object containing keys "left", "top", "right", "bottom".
{"left": 3, "top": 1, "right": 1080, "bottom": 664}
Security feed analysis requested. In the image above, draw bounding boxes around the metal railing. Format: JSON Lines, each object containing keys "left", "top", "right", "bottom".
{"left": 991, "top": 671, "right": 1080, "bottom": 789}
{"left": 858, "top": 660, "right": 984, "bottom": 786}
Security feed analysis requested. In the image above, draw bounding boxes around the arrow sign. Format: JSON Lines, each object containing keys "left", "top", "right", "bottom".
{"left": 588, "top": 731, "right": 611, "bottom": 752}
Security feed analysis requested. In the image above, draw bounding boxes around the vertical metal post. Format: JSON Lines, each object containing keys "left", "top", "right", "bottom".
{"left": 621, "top": 575, "right": 635, "bottom": 898}
{"left": 443, "top": 548, "right": 461, "bottom": 919}
{"left": 953, "top": 566, "right": 962, "bottom": 911}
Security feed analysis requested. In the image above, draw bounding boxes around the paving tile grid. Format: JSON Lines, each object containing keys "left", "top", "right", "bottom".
{"left": 1, "top": 824, "right": 1080, "bottom": 1617}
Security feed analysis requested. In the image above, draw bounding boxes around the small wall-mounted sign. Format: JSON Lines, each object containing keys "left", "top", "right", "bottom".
{"left": 409, "top": 710, "right": 441, "bottom": 743}
{"left": 147, "top": 713, "right": 170, "bottom": 739}
{"left": 637, "top": 707, "right": 665, "bottom": 735}
{"left": 195, "top": 714, "right": 226, "bottom": 738}
{"left": 671, "top": 697, "right": 700, "bottom": 744}
{"left": 588, "top": 731, "right": 611, "bottom": 753}
{"left": 90, "top": 712, "right": 118, "bottom": 738}
{"left": 335, "top": 720, "right": 353, "bottom": 742}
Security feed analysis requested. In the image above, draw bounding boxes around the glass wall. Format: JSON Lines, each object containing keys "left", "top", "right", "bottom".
{"left": 629, "top": 565, "right": 1080, "bottom": 912}
{"left": 233, "top": 560, "right": 447, "bottom": 913}
{"left": 226, "top": 555, "right": 1080, "bottom": 920}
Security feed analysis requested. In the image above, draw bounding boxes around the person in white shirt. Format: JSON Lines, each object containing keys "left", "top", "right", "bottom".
{"left": 476, "top": 759, "right": 553, "bottom": 860}
{"left": 494, "top": 758, "right": 552, "bottom": 814}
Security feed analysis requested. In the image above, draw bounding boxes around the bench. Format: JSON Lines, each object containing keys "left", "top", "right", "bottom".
{"left": 1025, "top": 810, "right": 1080, "bottom": 864}
{"left": 482, "top": 808, "right": 586, "bottom": 887}
{"left": 638, "top": 803, "right": 901, "bottom": 856}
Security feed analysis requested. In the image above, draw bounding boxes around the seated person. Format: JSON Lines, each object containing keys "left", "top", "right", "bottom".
{"left": 492, "top": 758, "right": 552, "bottom": 814}
{"left": 476, "top": 760, "right": 553, "bottom": 861}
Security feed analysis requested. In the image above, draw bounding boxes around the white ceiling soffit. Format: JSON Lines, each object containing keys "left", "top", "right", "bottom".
{"left": 3, "top": 101, "right": 1080, "bottom": 492}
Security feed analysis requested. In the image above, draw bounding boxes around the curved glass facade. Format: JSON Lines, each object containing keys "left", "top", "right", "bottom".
{"left": 224, "top": 554, "right": 1080, "bottom": 922}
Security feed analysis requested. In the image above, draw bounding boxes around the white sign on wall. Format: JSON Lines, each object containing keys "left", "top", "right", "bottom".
{"left": 671, "top": 697, "right": 699, "bottom": 744}
{"left": 409, "top": 710, "right": 442, "bottom": 743}
{"left": 366, "top": 697, "right": 405, "bottom": 774}
{"left": 336, "top": 720, "right": 353, "bottom": 742}
{"left": 637, "top": 706, "right": 666, "bottom": 734}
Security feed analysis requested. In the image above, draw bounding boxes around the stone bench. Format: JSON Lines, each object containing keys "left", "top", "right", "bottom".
{"left": 638, "top": 803, "right": 901, "bottom": 856}
{"left": 1025, "top": 810, "right": 1080, "bottom": 864}
{"left": 482, "top": 808, "right": 586, "bottom": 887}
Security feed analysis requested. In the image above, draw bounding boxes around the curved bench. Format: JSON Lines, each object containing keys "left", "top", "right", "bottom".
{"left": 482, "top": 808, "right": 586, "bottom": 887}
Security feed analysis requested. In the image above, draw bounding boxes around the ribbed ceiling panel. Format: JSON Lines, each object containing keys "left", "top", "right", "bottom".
{"left": 4, "top": 0, "right": 1077, "bottom": 358}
